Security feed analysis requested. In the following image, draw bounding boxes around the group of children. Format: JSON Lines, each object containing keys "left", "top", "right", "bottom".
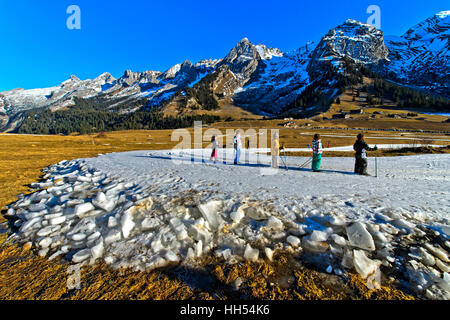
{"left": 209, "top": 131, "right": 378, "bottom": 176}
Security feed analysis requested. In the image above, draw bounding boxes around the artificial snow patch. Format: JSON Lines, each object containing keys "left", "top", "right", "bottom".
{"left": 5, "top": 149, "right": 450, "bottom": 299}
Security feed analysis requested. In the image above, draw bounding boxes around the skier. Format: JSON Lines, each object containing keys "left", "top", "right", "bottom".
{"left": 311, "top": 133, "right": 323, "bottom": 172}
{"left": 233, "top": 131, "right": 242, "bottom": 164}
{"left": 210, "top": 135, "right": 218, "bottom": 163}
{"left": 353, "top": 133, "right": 378, "bottom": 175}
{"left": 271, "top": 132, "right": 280, "bottom": 168}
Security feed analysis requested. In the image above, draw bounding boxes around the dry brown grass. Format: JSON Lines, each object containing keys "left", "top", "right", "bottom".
{"left": 0, "top": 129, "right": 422, "bottom": 300}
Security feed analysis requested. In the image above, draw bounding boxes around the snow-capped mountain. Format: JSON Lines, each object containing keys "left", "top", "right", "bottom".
{"left": 230, "top": 42, "right": 313, "bottom": 114}
{"left": 0, "top": 73, "right": 116, "bottom": 115}
{"left": 1, "top": 11, "right": 449, "bottom": 131}
{"left": 383, "top": 11, "right": 450, "bottom": 97}
{"left": 307, "top": 19, "right": 389, "bottom": 79}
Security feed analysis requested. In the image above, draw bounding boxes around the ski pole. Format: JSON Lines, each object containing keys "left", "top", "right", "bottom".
{"left": 281, "top": 149, "right": 288, "bottom": 170}
{"left": 299, "top": 157, "right": 312, "bottom": 168}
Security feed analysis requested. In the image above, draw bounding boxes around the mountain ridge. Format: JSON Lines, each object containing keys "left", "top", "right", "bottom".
{"left": 1, "top": 11, "right": 449, "bottom": 131}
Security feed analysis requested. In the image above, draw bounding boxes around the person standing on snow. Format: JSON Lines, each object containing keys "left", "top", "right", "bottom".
{"left": 233, "top": 131, "right": 242, "bottom": 164}
{"left": 311, "top": 134, "right": 323, "bottom": 172}
{"left": 353, "top": 133, "right": 378, "bottom": 175}
{"left": 271, "top": 132, "right": 280, "bottom": 168}
{"left": 210, "top": 135, "right": 219, "bottom": 163}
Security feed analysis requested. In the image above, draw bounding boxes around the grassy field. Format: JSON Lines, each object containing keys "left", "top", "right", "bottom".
{"left": 1, "top": 124, "right": 446, "bottom": 300}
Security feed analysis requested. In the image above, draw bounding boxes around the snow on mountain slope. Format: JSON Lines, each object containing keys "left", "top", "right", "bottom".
{"left": 307, "top": 19, "right": 389, "bottom": 79}
{"left": 0, "top": 73, "right": 116, "bottom": 115}
{"left": 384, "top": 11, "right": 450, "bottom": 97}
{"left": 1, "top": 11, "right": 449, "bottom": 130}
{"left": 232, "top": 43, "right": 313, "bottom": 114}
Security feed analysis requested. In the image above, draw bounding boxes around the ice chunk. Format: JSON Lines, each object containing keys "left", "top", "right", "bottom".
{"left": 74, "top": 202, "right": 95, "bottom": 217}
{"left": 195, "top": 240, "right": 203, "bottom": 257}
{"left": 87, "top": 231, "right": 101, "bottom": 242}
{"left": 341, "top": 250, "right": 354, "bottom": 269}
{"left": 286, "top": 235, "right": 301, "bottom": 248}
{"left": 175, "top": 227, "right": 188, "bottom": 241}
{"left": 265, "top": 247, "right": 274, "bottom": 262}
{"left": 391, "top": 219, "right": 416, "bottom": 231}
{"left": 104, "top": 229, "right": 121, "bottom": 244}
{"left": 90, "top": 239, "right": 104, "bottom": 264}
{"left": 50, "top": 216, "right": 66, "bottom": 225}
{"left": 242, "top": 205, "right": 269, "bottom": 221}
{"left": 346, "top": 222, "right": 376, "bottom": 251}
{"left": 331, "top": 234, "right": 347, "bottom": 246}
{"left": 36, "top": 226, "right": 53, "bottom": 237}
{"left": 353, "top": 249, "right": 381, "bottom": 279}
{"left": 329, "top": 216, "right": 347, "bottom": 226}
{"left": 39, "top": 237, "right": 52, "bottom": 249}
{"left": 69, "top": 233, "right": 87, "bottom": 241}
{"left": 147, "top": 256, "right": 167, "bottom": 271}
{"left": 107, "top": 216, "right": 118, "bottom": 228}
{"left": 48, "top": 250, "right": 63, "bottom": 261}
{"left": 302, "top": 239, "right": 329, "bottom": 253}
{"left": 419, "top": 247, "right": 436, "bottom": 266}
{"left": 424, "top": 243, "right": 449, "bottom": 263}
{"left": 436, "top": 259, "right": 450, "bottom": 273}
{"left": 230, "top": 209, "right": 244, "bottom": 224}
{"left": 19, "top": 217, "right": 41, "bottom": 233}
{"left": 244, "top": 244, "right": 259, "bottom": 262}
{"left": 189, "top": 223, "right": 212, "bottom": 243}
{"left": 94, "top": 192, "right": 106, "bottom": 203}
{"left": 186, "top": 248, "right": 195, "bottom": 260}
{"left": 439, "top": 273, "right": 450, "bottom": 292}
{"left": 198, "top": 200, "right": 224, "bottom": 230}
{"left": 142, "top": 217, "right": 161, "bottom": 230}
{"left": 165, "top": 250, "right": 180, "bottom": 263}
{"left": 371, "top": 231, "right": 389, "bottom": 244}
{"left": 309, "top": 230, "right": 329, "bottom": 242}
{"left": 121, "top": 211, "right": 135, "bottom": 239}
{"left": 29, "top": 203, "right": 47, "bottom": 212}
{"left": 72, "top": 249, "right": 91, "bottom": 263}
{"left": 92, "top": 192, "right": 116, "bottom": 212}
{"left": 267, "top": 217, "right": 284, "bottom": 231}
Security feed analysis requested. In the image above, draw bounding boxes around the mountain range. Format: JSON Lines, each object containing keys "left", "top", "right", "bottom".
{"left": 1, "top": 10, "right": 449, "bottom": 131}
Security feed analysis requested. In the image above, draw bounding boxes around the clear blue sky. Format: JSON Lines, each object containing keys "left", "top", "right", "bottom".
{"left": 0, "top": 0, "right": 448, "bottom": 91}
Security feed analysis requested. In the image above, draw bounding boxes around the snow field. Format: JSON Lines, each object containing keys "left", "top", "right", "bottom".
{"left": 5, "top": 149, "right": 450, "bottom": 299}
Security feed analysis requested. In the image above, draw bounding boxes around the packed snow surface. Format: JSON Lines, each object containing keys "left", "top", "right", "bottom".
{"left": 6, "top": 148, "right": 450, "bottom": 299}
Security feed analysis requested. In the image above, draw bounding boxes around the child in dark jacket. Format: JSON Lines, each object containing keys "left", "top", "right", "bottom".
{"left": 353, "top": 133, "right": 378, "bottom": 175}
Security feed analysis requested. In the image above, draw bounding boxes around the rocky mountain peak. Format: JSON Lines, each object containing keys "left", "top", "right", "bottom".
{"left": 307, "top": 18, "right": 389, "bottom": 80}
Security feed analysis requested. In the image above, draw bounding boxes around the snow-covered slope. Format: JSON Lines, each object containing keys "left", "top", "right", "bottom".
{"left": 0, "top": 73, "right": 116, "bottom": 115}
{"left": 232, "top": 43, "right": 313, "bottom": 114}
{"left": 308, "top": 19, "right": 389, "bottom": 78}
{"left": 384, "top": 11, "right": 450, "bottom": 97}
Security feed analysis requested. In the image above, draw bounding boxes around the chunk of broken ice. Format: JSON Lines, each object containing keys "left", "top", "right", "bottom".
{"left": 346, "top": 222, "right": 376, "bottom": 251}
{"left": 352, "top": 249, "right": 381, "bottom": 279}
{"left": 244, "top": 244, "right": 259, "bottom": 262}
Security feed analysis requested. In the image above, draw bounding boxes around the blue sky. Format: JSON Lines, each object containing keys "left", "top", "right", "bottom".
{"left": 0, "top": 0, "right": 448, "bottom": 91}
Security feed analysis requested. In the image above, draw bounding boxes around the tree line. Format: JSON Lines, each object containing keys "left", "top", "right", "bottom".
{"left": 16, "top": 107, "right": 220, "bottom": 135}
